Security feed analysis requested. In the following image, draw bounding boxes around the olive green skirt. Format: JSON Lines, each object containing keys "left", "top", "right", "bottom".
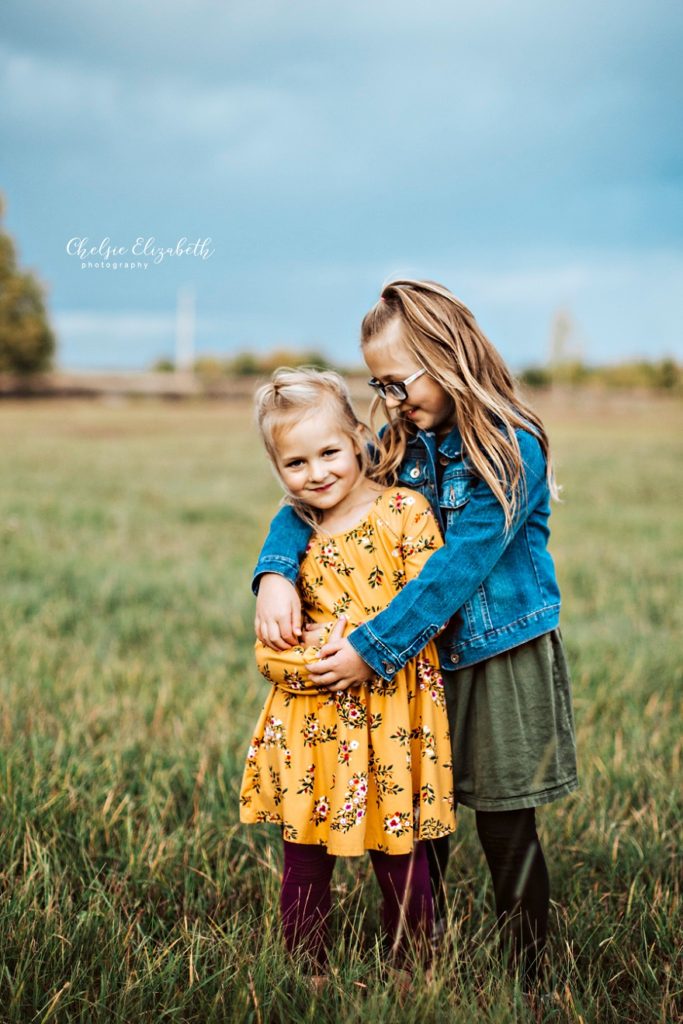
{"left": 443, "top": 628, "right": 579, "bottom": 811}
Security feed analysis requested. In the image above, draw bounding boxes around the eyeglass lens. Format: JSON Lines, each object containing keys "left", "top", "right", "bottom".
{"left": 370, "top": 379, "right": 408, "bottom": 400}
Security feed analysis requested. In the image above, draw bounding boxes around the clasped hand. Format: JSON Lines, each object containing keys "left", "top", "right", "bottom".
{"left": 254, "top": 574, "right": 375, "bottom": 691}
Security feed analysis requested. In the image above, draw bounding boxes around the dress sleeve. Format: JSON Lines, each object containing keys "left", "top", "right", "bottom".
{"left": 254, "top": 632, "right": 331, "bottom": 692}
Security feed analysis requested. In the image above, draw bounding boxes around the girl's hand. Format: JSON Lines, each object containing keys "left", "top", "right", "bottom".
{"left": 255, "top": 574, "right": 302, "bottom": 650}
{"left": 307, "top": 633, "right": 375, "bottom": 693}
{"left": 302, "top": 621, "right": 333, "bottom": 647}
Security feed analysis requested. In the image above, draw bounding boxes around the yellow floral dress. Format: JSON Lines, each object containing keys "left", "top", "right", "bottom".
{"left": 239, "top": 488, "right": 456, "bottom": 856}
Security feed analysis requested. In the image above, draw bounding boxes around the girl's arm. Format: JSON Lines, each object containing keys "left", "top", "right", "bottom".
{"left": 252, "top": 504, "right": 312, "bottom": 593}
{"left": 309, "top": 429, "right": 550, "bottom": 685}
{"left": 252, "top": 505, "right": 313, "bottom": 648}
{"left": 349, "top": 429, "right": 549, "bottom": 678}
{"left": 255, "top": 617, "right": 346, "bottom": 688}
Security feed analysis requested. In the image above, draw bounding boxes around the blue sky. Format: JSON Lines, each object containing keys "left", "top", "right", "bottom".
{"left": 1, "top": 0, "right": 681, "bottom": 369}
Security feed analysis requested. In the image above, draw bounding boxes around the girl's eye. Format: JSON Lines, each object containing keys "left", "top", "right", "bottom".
{"left": 285, "top": 459, "right": 304, "bottom": 468}
{"left": 323, "top": 449, "right": 339, "bottom": 457}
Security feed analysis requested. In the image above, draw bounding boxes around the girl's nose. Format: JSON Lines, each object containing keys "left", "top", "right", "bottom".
{"left": 384, "top": 393, "right": 403, "bottom": 411}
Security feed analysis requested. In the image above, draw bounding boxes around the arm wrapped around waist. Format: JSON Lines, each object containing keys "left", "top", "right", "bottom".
{"left": 255, "top": 626, "right": 335, "bottom": 695}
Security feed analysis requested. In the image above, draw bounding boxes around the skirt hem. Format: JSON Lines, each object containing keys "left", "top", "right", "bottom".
{"left": 455, "top": 775, "right": 580, "bottom": 812}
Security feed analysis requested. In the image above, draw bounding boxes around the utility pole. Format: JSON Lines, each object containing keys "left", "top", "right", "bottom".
{"left": 549, "top": 307, "right": 582, "bottom": 367}
{"left": 175, "top": 285, "right": 195, "bottom": 373}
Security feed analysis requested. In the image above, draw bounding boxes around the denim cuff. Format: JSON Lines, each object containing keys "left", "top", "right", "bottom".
{"left": 348, "top": 623, "right": 401, "bottom": 680}
{"left": 251, "top": 555, "right": 300, "bottom": 596}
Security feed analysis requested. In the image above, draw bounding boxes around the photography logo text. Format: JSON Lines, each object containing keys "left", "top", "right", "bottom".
{"left": 65, "top": 236, "right": 215, "bottom": 271}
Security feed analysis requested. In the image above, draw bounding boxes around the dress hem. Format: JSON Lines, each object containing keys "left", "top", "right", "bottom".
{"left": 239, "top": 818, "right": 457, "bottom": 857}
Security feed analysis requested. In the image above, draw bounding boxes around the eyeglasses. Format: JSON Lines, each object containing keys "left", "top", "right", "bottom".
{"left": 367, "top": 368, "right": 426, "bottom": 401}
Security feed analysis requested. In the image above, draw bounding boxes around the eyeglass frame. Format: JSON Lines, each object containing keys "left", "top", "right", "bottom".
{"left": 367, "top": 368, "right": 426, "bottom": 401}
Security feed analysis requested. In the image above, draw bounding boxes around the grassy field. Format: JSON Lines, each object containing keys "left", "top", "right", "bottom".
{"left": 1, "top": 394, "right": 681, "bottom": 1023}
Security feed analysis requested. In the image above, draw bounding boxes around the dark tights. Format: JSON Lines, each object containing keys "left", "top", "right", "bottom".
{"left": 281, "top": 840, "right": 433, "bottom": 969}
{"left": 427, "top": 808, "right": 549, "bottom": 987}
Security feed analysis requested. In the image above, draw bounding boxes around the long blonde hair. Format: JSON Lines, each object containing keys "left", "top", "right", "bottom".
{"left": 255, "top": 367, "right": 386, "bottom": 528}
{"left": 361, "top": 279, "right": 559, "bottom": 530}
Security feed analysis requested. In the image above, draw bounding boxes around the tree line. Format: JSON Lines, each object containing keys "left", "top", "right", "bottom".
{"left": 0, "top": 195, "right": 55, "bottom": 374}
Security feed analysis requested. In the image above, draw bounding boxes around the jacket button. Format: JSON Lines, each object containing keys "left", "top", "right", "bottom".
{"left": 451, "top": 653, "right": 460, "bottom": 664}
{"left": 410, "top": 466, "right": 421, "bottom": 479}
{"left": 383, "top": 661, "right": 396, "bottom": 674}
{"left": 439, "top": 455, "right": 449, "bottom": 466}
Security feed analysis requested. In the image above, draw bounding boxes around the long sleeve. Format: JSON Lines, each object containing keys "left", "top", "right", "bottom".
{"left": 255, "top": 636, "right": 330, "bottom": 693}
{"left": 348, "top": 430, "right": 550, "bottom": 678}
{"left": 251, "top": 504, "right": 313, "bottom": 595}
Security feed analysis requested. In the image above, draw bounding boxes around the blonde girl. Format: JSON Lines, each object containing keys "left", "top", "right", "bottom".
{"left": 240, "top": 367, "right": 455, "bottom": 975}
{"left": 253, "top": 282, "right": 579, "bottom": 989}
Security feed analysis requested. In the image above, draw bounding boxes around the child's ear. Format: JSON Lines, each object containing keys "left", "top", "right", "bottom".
{"left": 352, "top": 429, "right": 366, "bottom": 456}
{"left": 356, "top": 423, "right": 370, "bottom": 456}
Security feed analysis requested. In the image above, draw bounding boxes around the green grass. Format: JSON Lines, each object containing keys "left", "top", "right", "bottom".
{"left": 0, "top": 394, "right": 681, "bottom": 1022}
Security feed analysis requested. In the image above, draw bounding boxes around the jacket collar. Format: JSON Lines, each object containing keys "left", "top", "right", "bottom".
{"left": 437, "top": 425, "right": 463, "bottom": 457}
{"left": 411, "top": 424, "right": 463, "bottom": 457}
{"left": 388, "top": 423, "right": 464, "bottom": 458}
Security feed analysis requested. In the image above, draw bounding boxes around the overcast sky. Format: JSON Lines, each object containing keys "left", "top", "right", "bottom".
{"left": 1, "top": 0, "right": 681, "bottom": 369}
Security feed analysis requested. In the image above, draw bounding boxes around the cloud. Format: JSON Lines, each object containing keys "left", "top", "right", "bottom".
{"left": 1, "top": 0, "right": 681, "bottom": 368}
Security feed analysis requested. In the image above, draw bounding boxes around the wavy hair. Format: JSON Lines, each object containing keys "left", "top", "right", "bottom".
{"left": 254, "top": 367, "right": 387, "bottom": 529}
{"left": 360, "top": 279, "right": 559, "bottom": 530}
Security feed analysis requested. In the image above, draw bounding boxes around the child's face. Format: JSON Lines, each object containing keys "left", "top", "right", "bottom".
{"left": 364, "top": 317, "right": 455, "bottom": 433}
{"left": 274, "top": 407, "right": 364, "bottom": 513}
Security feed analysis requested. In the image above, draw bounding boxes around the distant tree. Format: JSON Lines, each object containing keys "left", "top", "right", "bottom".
{"left": 193, "top": 355, "right": 225, "bottom": 379}
{"left": 225, "top": 349, "right": 334, "bottom": 376}
{"left": 519, "top": 366, "right": 552, "bottom": 389}
{"left": 654, "top": 358, "right": 679, "bottom": 390}
{"left": 228, "top": 352, "right": 262, "bottom": 376}
{"left": 260, "top": 348, "right": 332, "bottom": 373}
{"left": 152, "top": 357, "right": 175, "bottom": 373}
{"left": 0, "top": 194, "right": 56, "bottom": 374}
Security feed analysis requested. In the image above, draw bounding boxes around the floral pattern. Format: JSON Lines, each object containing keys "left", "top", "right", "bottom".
{"left": 416, "top": 659, "right": 447, "bottom": 709}
{"left": 330, "top": 773, "right": 368, "bottom": 832}
{"left": 332, "top": 592, "right": 352, "bottom": 616}
{"left": 384, "top": 811, "right": 412, "bottom": 837}
{"left": 336, "top": 692, "right": 367, "bottom": 729}
{"left": 317, "top": 538, "right": 354, "bottom": 576}
{"left": 240, "top": 488, "right": 456, "bottom": 855}
{"left": 345, "top": 521, "right": 376, "bottom": 553}
{"left": 367, "top": 565, "right": 385, "bottom": 589}
{"left": 388, "top": 492, "right": 415, "bottom": 514}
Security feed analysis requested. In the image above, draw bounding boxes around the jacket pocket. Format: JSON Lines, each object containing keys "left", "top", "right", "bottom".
{"left": 440, "top": 470, "right": 473, "bottom": 511}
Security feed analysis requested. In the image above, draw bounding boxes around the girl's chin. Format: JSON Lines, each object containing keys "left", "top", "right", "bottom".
{"left": 402, "top": 411, "right": 428, "bottom": 427}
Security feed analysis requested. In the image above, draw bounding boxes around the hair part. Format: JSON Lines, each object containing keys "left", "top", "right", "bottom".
{"left": 254, "top": 366, "right": 388, "bottom": 528}
{"left": 361, "top": 279, "right": 560, "bottom": 530}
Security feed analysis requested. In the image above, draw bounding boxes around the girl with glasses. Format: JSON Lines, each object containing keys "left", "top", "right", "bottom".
{"left": 252, "top": 280, "right": 578, "bottom": 991}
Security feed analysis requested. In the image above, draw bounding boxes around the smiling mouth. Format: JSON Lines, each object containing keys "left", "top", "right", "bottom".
{"left": 311, "top": 482, "right": 334, "bottom": 492}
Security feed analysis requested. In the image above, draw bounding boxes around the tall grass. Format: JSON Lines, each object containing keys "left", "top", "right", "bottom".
{"left": 1, "top": 395, "right": 681, "bottom": 1022}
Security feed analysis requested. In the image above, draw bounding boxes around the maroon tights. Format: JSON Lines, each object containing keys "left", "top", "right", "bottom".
{"left": 281, "top": 840, "right": 433, "bottom": 968}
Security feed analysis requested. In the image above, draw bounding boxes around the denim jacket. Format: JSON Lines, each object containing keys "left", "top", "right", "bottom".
{"left": 252, "top": 423, "right": 561, "bottom": 678}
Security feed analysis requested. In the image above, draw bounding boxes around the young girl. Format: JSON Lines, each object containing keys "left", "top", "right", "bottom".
{"left": 253, "top": 281, "right": 579, "bottom": 989}
{"left": 240, "top": 367, "right": 456, "bottom": 975}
